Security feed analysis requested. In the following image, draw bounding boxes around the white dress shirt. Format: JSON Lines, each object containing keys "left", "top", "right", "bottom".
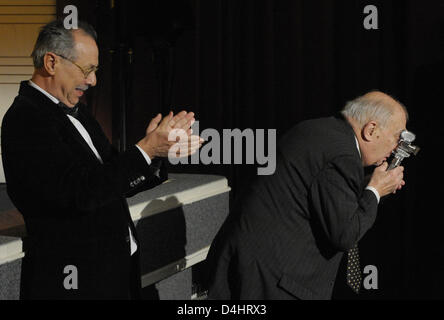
{"left": 28, "top": 80, "right": 149, "bottom": 255}
{"left": 353, "top": 135, "right": 380, "bottom": 203}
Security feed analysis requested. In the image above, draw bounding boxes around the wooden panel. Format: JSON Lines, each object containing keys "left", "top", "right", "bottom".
{"left": 0, "top": 66, "right": 34, "bottom": 74}
{"left": 0, "top": 57, "right": 33, "bottom": 65}
{"left": 0, "top": 83, "right": 20, "bottom": 118}
{"left": 0, "top": 15, "right": 54, "bottom": 24}
{"left": 0, "top": 0, "right": 55, "bottom": 5}
{"left": 0, "top": 6, "right": 56, "bottom": 15}
{"left": 0, "top": 24, "right": 43, "bottom": 56}
{"left": 0, "top": 75, "right": 31, "bottom": 83}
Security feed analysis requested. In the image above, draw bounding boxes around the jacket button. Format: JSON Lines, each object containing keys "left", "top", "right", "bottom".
{"left": 130, "top": 182, "right": 135, "bottom": 187}
{"left": 140, "top": 176, "right": 145, "bottom": 181}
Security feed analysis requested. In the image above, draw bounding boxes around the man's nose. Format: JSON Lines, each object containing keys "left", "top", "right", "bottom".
{"left": 85, "top": 71, "right": 97, "bottom": 87}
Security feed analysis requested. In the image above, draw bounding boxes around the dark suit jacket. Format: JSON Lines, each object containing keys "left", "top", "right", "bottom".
{"left": 207, "top": 115, "right": 378, "bottom": 300}
{"left": 1, "top": 81, "right": 167, "bottom": 299}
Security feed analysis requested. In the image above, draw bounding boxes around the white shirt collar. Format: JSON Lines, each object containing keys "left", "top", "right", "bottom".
{"left": 28, "top": 80, "right": 60, "bottom": 105}
{"left": 354, "top": 135, "right": 361, "bottom": 158}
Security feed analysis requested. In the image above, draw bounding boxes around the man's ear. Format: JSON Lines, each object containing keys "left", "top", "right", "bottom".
{"left": 361, "top": 121, "right": 378, "bottom": 142}
{"left": 43, "top": 53, "right": 57, "bottom": 76}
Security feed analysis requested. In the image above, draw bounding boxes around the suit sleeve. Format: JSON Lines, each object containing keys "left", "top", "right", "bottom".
{"left": 1, "top": 104, "right": 167, "bottom": 212}
{"left": 308, "top": 155, "right": 378, "bottom": 251}
{"left": 124, "top": 157, "right": 168, "bottom": 198}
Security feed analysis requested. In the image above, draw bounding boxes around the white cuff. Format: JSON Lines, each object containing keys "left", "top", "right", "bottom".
{"left": 135, "top": 145, "right": 152, "bottom": 165}
{"left": 128, "top": 227, "right": 138, "bottom": 256}
{"left": 365, "top": 186, "right": 380, "bottom": 204}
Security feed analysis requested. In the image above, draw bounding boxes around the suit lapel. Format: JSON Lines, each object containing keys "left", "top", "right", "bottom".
{"left": 54, "top": 112, "right": 103, "bottom": 163}
{"left": 75, "top": 107, "right": 111, "bottom": 162}
{"left": 19, "top": 81, "right": 109, "bottom": 163}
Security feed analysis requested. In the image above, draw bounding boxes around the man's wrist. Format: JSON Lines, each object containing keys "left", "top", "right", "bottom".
{"left": 137, "top": 140, "right": 156, "bottom": 160}
{"left": 135, "top": 144, "right": 152, "bottom": 165}
{"left": 365, "top": 186, "right": 380, "bottom": 203}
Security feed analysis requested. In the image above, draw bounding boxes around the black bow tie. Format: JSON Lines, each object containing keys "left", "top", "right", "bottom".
{"left": 58, "top": 102, "right": 79, "bottom": 119}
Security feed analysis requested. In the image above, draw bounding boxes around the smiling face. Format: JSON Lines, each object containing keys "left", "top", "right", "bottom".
{"left": 53, "top": 30, "right": 99, "bottom": 107}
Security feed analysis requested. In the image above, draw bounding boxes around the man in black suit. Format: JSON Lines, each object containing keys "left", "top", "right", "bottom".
{"left": 207, "top": 91, "right": 407, "bottom": 300}
{"left": 1, "top": 20, "right": 202, "bottom": 299}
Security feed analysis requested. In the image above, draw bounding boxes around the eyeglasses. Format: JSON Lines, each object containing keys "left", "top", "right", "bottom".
{"left": 55, "top": 53, "right": 99, "bottom": 79}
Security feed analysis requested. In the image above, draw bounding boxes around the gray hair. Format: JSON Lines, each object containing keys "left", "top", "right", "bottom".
{"left": 341, "top": 92, "right": 409, "bottom": 128}
{"left": 31, "top": 20, "right": 97, "bottom": 69}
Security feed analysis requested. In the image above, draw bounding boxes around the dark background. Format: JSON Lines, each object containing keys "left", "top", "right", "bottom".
{"left": 57, "top": 0, "right": 444, "bottom": 299}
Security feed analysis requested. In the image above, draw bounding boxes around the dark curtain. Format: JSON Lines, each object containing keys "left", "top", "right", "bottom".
{"left": 173, "top": 1, "right": 443, "bottom": 299}
{"left": 61, "top": 0, "right": 443, "bottom": 299}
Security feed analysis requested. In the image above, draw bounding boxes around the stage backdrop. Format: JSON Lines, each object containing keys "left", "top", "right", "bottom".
{"left": 58, "top": 0, "right": 443, "bottom": 299}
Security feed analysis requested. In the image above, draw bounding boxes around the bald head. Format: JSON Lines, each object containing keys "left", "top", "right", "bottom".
{"left": 362, "top": 91, "right": 399, "bottom": 109}
{"left": 342, "top": 91, "right": 409, "bottom": 167}
{"left": 341, "top": 91, "right": 408, "bottom": 129}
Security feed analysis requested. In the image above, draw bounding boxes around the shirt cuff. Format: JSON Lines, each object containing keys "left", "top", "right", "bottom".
{"left": 365, "top": 186, "right": 380, "bottom": 204}
{"left": 135, "top": 145, "right": 152, "bottom": 165}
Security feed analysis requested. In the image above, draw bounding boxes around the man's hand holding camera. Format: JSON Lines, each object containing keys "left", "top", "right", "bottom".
{"left": 368, "top": 161, "right": 406, "bottom": 197}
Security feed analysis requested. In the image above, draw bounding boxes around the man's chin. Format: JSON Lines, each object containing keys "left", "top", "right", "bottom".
{"left": 67, "top": 97, "right": 79, "bottom": 107}
{"left": 374, "top": 158, "right": 387, "bottom": 167}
